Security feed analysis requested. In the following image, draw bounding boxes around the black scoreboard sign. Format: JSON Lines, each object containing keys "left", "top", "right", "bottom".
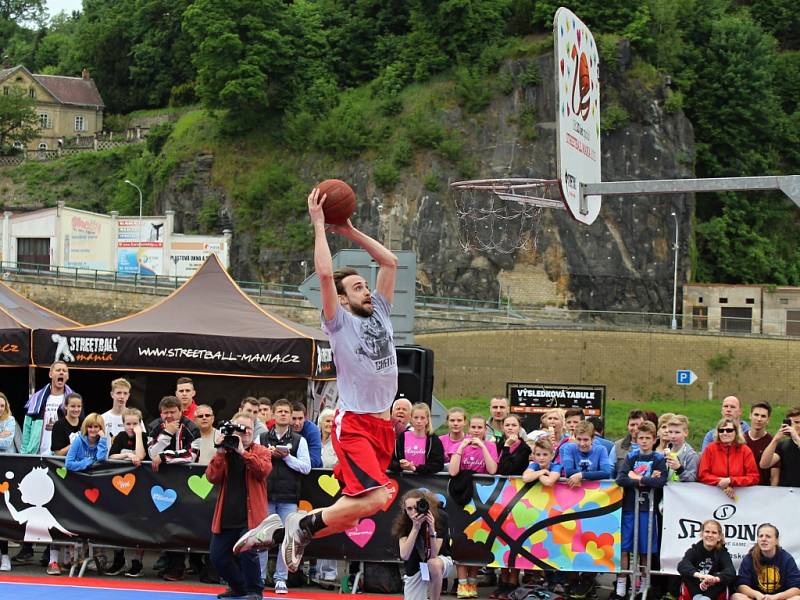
{"left": 506, "top": 382, "right": 606, "bottom": 432}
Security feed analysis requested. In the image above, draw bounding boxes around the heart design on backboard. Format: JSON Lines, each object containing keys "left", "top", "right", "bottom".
{"left": 345, "top": 518, "right": 375, "bottom": 549}
{"left": 112, "top": 473, "right": 136, "bottom": 496}
{"left": 84, "top": 488, "right": 100, "bottom": 503}
{"left": 187, "top": 474, "right": 214, "bottom": 499}
{"left": 56, "top": 467, "right": 67, "bottom": 479}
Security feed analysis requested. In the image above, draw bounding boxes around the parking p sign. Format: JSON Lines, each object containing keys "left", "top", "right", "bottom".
{"left": 676, "top": 370, "right": 697, "bottom": 385}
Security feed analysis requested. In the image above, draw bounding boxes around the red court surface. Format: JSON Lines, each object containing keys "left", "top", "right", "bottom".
{"left": 0, "top": 574, "right": 400, "bottom": 600}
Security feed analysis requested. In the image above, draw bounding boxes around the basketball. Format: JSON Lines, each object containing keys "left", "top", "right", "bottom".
{"left": 316, "top": 179, "right": 356, "bottom": 225}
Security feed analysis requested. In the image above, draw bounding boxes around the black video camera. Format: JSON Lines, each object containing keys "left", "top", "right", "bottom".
{"left": 216, "top": 420, "right": 248, "bottom": 451}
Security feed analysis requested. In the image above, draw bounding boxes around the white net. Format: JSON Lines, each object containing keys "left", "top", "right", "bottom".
{"left": 451, "top": 178, "right": 563, "bottom": 254}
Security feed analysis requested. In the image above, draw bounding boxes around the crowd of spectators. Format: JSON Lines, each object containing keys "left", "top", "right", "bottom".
{"left": 2, "top": 369, "right": 800, "bottom": 600}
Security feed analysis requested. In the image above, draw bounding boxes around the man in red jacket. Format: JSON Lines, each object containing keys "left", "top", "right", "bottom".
{"left": 206, "top": 412, "right": 275, "bottom": 600}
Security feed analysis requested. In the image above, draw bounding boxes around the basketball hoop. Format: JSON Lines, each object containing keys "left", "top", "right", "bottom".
{"left": 450, "top": 178, "right": 565, "bottom": 254}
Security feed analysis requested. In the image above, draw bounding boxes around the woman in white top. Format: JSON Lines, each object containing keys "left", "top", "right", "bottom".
{"left": 318, "top": 408, "right": 337, "bottom": 468}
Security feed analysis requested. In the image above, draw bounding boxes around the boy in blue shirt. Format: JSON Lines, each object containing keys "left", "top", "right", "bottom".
{"left": 614, "top": 421, "right": 667, "bottom": 600}
{"left": 560, "top": 420, "right": 612, "bottom": 487}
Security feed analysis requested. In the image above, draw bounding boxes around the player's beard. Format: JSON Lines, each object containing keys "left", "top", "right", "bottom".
{"left": 350, "top": 299, "right": 374, "bottom": 318}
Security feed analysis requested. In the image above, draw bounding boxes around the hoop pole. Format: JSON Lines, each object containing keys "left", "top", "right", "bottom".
{"left": 582, "top": 175, "right": 800, "bottom": 208}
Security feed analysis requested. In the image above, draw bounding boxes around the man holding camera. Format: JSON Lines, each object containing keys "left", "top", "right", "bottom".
{"left": 259, "top": 399, "right": 311, "bottom": 594}
{"left": 758, "top": 407, "right": 800, "bottom": 487}
{"left": 206, "top": 412, "right": 272, "bottom": 600}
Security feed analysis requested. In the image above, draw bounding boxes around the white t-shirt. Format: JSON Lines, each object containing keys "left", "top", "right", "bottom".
{"left": 40, "top": 393, "right": 64, "bottom": 454}
{"left": 102, "top": 410, "right": 125, "bottom": 439}
{"left": 321, "top": 292, "right": 398, "bottom": 414}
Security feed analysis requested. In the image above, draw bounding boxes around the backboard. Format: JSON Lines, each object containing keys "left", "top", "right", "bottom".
{"left": 554, "top": 7, "right": 602, "bottom": 225}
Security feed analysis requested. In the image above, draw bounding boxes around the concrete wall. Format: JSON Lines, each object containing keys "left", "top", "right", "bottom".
{"left": 417, "top": 329, "right": 800, "bottom": 405}
{"left": 9, "top": 278, "right": 800, "bottom": 406}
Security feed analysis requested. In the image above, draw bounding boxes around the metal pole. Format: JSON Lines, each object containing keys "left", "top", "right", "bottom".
{"left": 671, "top": 212, "right": 678, "bottom": 330}
{"left": 123, "top": 179, "right": 144, "bottom": 272}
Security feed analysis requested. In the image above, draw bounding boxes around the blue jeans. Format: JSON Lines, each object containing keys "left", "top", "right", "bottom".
{"left": 210, "top": 527, "right": 262, "bottom": 594}
{"left": 260, "top": 501, "right": 297, "bottom": 583}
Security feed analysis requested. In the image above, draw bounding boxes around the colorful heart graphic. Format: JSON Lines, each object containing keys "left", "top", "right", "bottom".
{"left": 187, "top": 474, "right": 214, "bottom": 499}
{"left": 0, "top": 482, "right": 8, "bottom": 493}
{"left": 299, "top": 500, "right": 313, "bottom": 512}
{"left": 577, "top": 30, "right": 582, "bottom": 47}
{"left": 345, "top": 518, "right": 375, "bottom": 548}
{"left": 560, "top": 58, "right": 564, "bottom": 75}
{"left": 84, "top": 488, "right": 100, "bottom": 503}
{"left": 151, "top": 486, "right": 177, "bottom": 512}
{"left": 381, "top": 479, "right": 399, "bottom": 511}
{"left": 112, "top": 473, "right": 136, "bottom": 496}
{"left": 317, "top": 474, "right": 340, "bottom": 497}
{"left": 56, "top": 467, "right": 67, "bottom": 479}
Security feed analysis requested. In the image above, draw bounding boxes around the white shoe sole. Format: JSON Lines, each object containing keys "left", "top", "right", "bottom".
{"left": 281, "top": 510, "right": 310, "bottom": 573}
{"left": 233, "top": 513, "right": 283, "bottom": 554}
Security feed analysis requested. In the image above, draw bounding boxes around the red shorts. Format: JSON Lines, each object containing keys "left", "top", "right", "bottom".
{"left": 331, "top": 410, "right": 394, "bottom": 496}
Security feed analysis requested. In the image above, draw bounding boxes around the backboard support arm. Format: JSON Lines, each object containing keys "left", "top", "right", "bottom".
{"left": 581, "top": 175, "right": 800, "bottom": 209}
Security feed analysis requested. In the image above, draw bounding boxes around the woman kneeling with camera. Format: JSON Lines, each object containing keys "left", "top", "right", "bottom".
{"left": 393, "top": 490, "right": 453, "bottom": 600}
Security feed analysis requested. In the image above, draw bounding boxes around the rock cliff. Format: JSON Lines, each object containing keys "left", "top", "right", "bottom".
{"left": 158, "top": 46, "right": 695, "bottom": 313}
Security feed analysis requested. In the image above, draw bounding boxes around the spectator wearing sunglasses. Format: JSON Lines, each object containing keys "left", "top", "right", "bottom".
{"left": 192, "top": 405, "right": 218, "bottom": 465}
{"left": 698, "top": 418, "right": 760, "bottom": 499}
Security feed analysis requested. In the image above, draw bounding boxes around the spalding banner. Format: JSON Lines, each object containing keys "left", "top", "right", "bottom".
{"left": 0, "top": 455, "right": 622, "bottom": 570}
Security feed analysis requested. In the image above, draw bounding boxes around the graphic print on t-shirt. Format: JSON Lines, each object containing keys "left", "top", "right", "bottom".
{"left": 632, "top": 459, "right": 653, "bottom": 477}
{"left": 356, "top": 314, "right": 395, "bottom": 371}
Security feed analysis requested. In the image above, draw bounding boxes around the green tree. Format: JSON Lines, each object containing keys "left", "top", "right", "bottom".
{"left": 0, "top": 87, "right": 39, "bottom": 150}
{"left": 128, "top": 0, "right": 195, "bottom": 108}
{"left": 183, "top": 0, "right": 293, "bottom": 130}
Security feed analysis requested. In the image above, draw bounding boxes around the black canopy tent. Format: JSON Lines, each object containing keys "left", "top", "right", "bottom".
{"left": 0, "top": 280, "right": 81, "bottom": 421}
{"left": 31, "top": 255, "right": 334, "bottom": 418}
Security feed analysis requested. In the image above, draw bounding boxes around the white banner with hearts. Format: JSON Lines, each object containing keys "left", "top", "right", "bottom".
{"left": 661, "top": 483, "right": 800, "bottom": 573}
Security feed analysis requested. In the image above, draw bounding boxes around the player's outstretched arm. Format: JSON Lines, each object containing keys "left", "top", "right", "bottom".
{"left": 309, "top": 189, "right": 338, "bottom": 321}
{"left": 334, "top": 223, "right": 397, "bottom": 303}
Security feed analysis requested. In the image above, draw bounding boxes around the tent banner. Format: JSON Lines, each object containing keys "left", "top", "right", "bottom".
{"left": 0, "top": 328, "right": 28, "bottom": 366}
{"left": 661, "top": 482, "right": 800, "bottom": 573}
{"left": 0, "top": 455, "right": 622, "bottom": 570}
{"left": 32, "top": 330, "right": 315, "bottom": 377}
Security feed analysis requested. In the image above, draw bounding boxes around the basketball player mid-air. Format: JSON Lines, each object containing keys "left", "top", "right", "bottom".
{"left": 235, "top": 187, "right": 399, "bottom": 574}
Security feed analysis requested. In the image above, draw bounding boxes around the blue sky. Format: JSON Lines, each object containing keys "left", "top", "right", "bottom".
{"left": 47, "top": 0, "right": 83, "bottom": 16}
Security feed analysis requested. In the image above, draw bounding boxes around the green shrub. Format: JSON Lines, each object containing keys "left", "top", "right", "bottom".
{"left": 198, "top": 197, "right": 222, "bottom": 232}
{"left": 312, "top": 96, "right": 374, "bottom": 158}
{"left": 146, "top": 121, "right": 175, "bottom": 156}
{"left": 436, "top": 137, "right": 462, "bottom": 162}
{"left": 519, "top": 104, "right": 538, "bottom": 140}
{"left": 391, "top": 137, "right": 414, "bottom": 168}
{"left": 405, "top": 110, "right": 444, "bottom": 149}
{"left": 498, "top": 69, "right": 515, "bottom": 95}
{"left": 455, "top": 67, "right": 492, "bottom": 114}
{"left": 374, "top": 161, "right": 400, "bottom": 191}
{"left": 664, "top": 89, "right": 684, "bottom": 114}
{"left": 423, "top": 171, "right": 441, "bottom": 192}
{"left": 601, "top": 104, "right": 629, "bottom": 133}
{"left": 519, "top": 61, "right": 542, "bottom": 87}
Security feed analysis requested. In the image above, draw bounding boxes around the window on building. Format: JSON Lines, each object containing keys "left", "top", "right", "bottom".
{"left": 28, "top": 87, "right": 35, "bottom": 98}
{"left": 2, "top": 86, "right": 7, "bottom": 96}
{"left": 12, "top": 141, "right": 24, "bottom": 149}
{"left": 692, "top": 306, "right": 708, "bottom": 330}
{"left": 17, "top": 238, "right": 50, "bottom": 269}
{"left": 38, "top": 143, "right": 47, "bottom": 151}
{"left": 746, "top": 298, "right": 755, "bottom": 304}
{"left": 74, "top": 115, "right": 86, "bottom": 131}
{"left": 780, "top": 298, "right": 789, "bottom": 305}
{"left": 38, "top": 113, "right": 51, "bottom": 129}
{"left": 721, "top": 307, "right": 752, "bottom": 333}
{"left": 788, "top": 310, "right": 800, "bottom": 337}
{"left": 719, "top": 297, "right": 728, "bottom": 304}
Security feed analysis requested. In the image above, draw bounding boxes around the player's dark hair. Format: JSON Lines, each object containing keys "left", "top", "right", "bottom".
{"left": 333, "top": 268, "right": 359, "bottom": 295}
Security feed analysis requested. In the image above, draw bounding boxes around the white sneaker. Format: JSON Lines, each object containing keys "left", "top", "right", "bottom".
{"left": 281, "top": 510, "right": 311, "bottom": 573}
{"left": 233, "top": 513, "right": 283, "bottom": 554}
{"left": 275, "top": 580, "right": 288, "bottom": 594}
{"left": 0, "top": 554, "right": 11, "bottom": 571}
